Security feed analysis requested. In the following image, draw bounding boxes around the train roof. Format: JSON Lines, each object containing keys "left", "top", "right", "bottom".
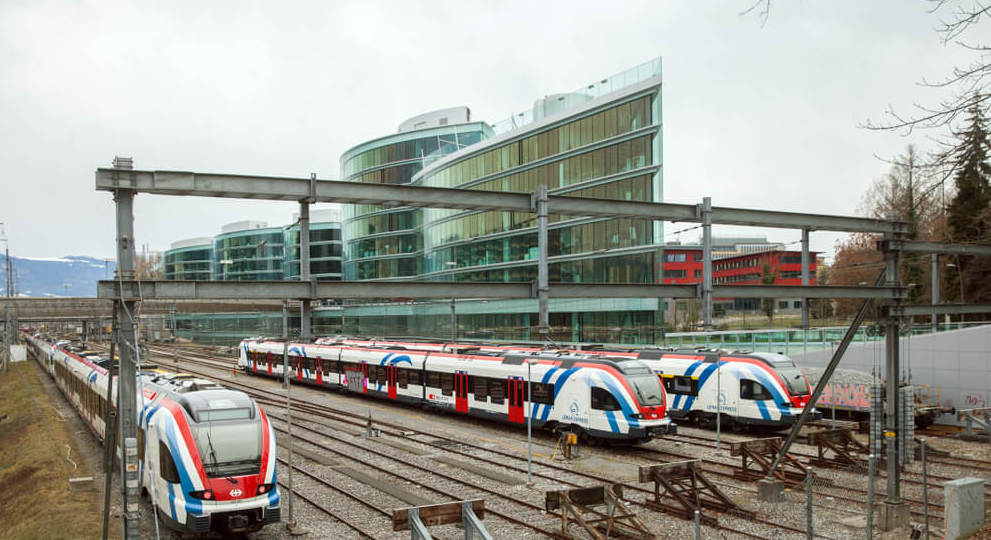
{"left": 145, "top": 372, "right": 256, "bottom": 422}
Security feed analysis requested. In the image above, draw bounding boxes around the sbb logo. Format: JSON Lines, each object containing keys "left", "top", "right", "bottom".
{"left": 229, "top": 488, "right": 243, "bottom": 498}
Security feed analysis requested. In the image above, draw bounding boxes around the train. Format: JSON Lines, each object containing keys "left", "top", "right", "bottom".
{"left": 24, "top": 333, "right": 281, "bottom": 535}
{"left": 238, "top": 338, "right": 675, "bottom": 443}
{"left": 314, "top": 337, "right": 820, "bottom": 430}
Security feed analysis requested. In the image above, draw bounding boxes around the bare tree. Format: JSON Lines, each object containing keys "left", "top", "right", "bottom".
{"left": 740, "top": 0, "right": 772, "bottom": 26}
{"left": 864, "top": 1, "right": 991, "bottom": 134}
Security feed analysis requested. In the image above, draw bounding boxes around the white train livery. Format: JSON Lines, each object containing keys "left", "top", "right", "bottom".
{"left": 25, "top": 334, "right": 281, "bottom": 535}
{"left": 239, "top": 339, "right": 675, "bottom": 443}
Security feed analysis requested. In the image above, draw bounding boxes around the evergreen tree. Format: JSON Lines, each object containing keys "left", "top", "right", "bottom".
{"left": 945, "top": 101, "right": 991, "bottom": 302}
{"left": 900, "top": 146, "right": 926, "bottom": 304}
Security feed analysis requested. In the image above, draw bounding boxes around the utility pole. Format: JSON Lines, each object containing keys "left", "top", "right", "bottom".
{"left": 2, "top": 223, "right": 12, "bottom": 373}
{"left": 101, "top": 305, "right": 119, "bottom": 540}
{"left": 109, "top": 156, "right": 141, "bottom": 539}
{"left": 531, "top": 183, "right": 548, "bottom": 486}
{"left": 281, "top": 300, "right": 304, "bottom": 534}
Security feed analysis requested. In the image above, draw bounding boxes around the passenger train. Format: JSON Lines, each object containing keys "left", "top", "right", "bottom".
{"left": 25, "top": 333, "right": 281, "bottom": 535}
{"left": 238, "top": 338, "right": 675, "bottom": 443}
{"left": 316, "top": 337, "right": 819, "bottom": 430}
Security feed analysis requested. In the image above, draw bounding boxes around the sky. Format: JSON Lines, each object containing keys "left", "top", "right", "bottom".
{"left": 0, "top": 0, "right": 976, "bottom": 261}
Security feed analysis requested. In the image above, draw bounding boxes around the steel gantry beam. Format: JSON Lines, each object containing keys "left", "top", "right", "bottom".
{"left": 96, "top": 279, "right": 901, "bottom": 301}
{"left": 95, "top": 168, "right": 906, "bottom": 234}
{"left": 878, "top": 239, "right": 991, "bottom": 256}
{"left": 889, "top": 304, "right": 991, "bottom": 317}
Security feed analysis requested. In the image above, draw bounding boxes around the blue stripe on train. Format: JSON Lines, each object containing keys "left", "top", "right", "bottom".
{"left": 673, "top": 361, "right": 704, "bottom": 410}
{"left": 541, "top": 367, "right": 580, "bottom": 422}
{"left": 755, "top": 398, "right": 771, "bottom": 420}
{"left": 682, "top": 362, "right": 721, "bottom": 411}
{"left": 598, "top": 376, "right": 640, "bottom": 430}
{"left": 164, "top": 421, "right": 203, "bottom": 517}
{"left": 747, "top": 365, "right": 791, "bottom": 417}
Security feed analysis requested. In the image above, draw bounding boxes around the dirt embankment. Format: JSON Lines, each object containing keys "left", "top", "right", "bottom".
{"left": 0, "top": 360, "right": 113, "bottom": 539}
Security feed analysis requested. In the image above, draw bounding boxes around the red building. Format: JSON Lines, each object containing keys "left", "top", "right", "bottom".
{"left": 662, "top": 247, "right": 819, "bottom": 312}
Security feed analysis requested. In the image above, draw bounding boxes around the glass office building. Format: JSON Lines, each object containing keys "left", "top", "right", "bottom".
{"left": 163, "top": 237, "right": 213, "bottom": 280}
{"left": 340, "top": 107, "right": 492, "bottom": 280}
{"left": 170, "top": 59, "right": 667, "bottom": 345}
{"left": 285, "top": 209, "right": 344, "bottom": 280}
{"left": 213, "top": 221, "right": 286, "bottom": 281}
{"left": 339, "top": 58, "right": 665, "bottom": 343}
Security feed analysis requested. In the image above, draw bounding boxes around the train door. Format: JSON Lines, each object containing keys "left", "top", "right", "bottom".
{"left": 315, "top": 359, "right": 323, "bottom": 385}
{"left": 251, "top": 352, "right": 257, "bottom": 374}
{"left": 266, "top": 352, "right": 273, "bottom": 375}
{"left": 508, "top": 378, "right": 524, "bottom": 423}
{"left": 387, "top": 365, "right": 398, "bottom": 399}
{"left": 454, "top": 372, "right": 469, "bottom": 412}
{"left": 296, "top": 356, "right": 303, "bottom": 382}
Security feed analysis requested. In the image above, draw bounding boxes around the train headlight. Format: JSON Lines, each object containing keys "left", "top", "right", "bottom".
{"left": 188, "top": 490, "right": 215, "bottom": 500}
{"left": 256, "top": 483, "right": 275, "bottom": 495}
{"left": 629, "top": 413, "right": 644, "bottom": 419}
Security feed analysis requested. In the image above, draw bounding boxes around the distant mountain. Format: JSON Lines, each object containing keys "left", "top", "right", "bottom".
{"left": 0, "top": 256, "right": 116, "bottom": 297}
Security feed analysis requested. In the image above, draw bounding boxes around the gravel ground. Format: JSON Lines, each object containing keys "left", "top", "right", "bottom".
{"left": 127, "top": 346, "right": 991, "bottom": 539}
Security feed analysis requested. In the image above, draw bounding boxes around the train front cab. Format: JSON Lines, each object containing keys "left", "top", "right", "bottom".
{"left": 144, "top": 392, "right": 280, "bottom": 535}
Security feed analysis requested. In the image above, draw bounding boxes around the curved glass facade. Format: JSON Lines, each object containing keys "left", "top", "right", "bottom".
{"left": 340, "top": 122, "right": 491, "bottom": 280}
{"left": 285, "top": 222, "right": 343, "bottom": 280}
{"left": 163, "top": 244, "right": 213, "bottom": 280}
{"left": 213, "top": 227, "right": 285, "bottom": 280}
{"left": 417, "top": 85, "right": 663, "bottom": 285}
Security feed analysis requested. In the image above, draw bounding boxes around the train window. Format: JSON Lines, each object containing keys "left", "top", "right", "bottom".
{"left": 408, "top": 369, "right": 423, "bottom": 386}
{"left": 590, "top": 387, "right": 622, "bottom": 411}
{"left": 663, "top": 376, "right": 698, "bottom": 396}
{"left": 159, "top": 441, "right": 180, "bottom": 483}
{"left": 377, "top": 366, "right": 387, "bottom": 384}
{"left": 426, "top": 371, "right": 441, "bottom": 388}
{"left": 440, "top": 373, "right": 454, "bottom": 396}
{"left": 397, "top": 368, "right": 408, "bottom": 388}
{"left": 740, "top": 379, "right": 773, "bottom": 401}
{"left": 489, "top": 379, "right": 506, "bottom": 404}
{"left": 530, "top": 382, "right": 554, "bottom": 405}
{"left": 138, "top": 428, "right": 145, "bottom": 462}
{"left": 473, "top": 377, "right": 488, "bottom": 401}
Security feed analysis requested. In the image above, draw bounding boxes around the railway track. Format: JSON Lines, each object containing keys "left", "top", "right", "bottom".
{"left": 141, "top": 344, "right": 853, "bottom": 538}
{"left": 666, "top": 430, "right": 991, "bottom": 493}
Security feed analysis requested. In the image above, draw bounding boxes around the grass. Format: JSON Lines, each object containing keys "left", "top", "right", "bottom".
{"left": 0, "top": 359, "right": 113, "bottom": 540}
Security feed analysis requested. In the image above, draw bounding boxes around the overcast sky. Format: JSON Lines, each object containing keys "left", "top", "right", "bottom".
{"left": 0, "top": 1, "right": 974, "bottom": 261}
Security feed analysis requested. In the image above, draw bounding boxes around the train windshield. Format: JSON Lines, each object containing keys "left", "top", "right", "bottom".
{"left": 627, "top": 374, "right": 665, "bottom": 406}
{"left": 778, "top": 368, "right": 809, "bottom": 396}
{"left": 192, "top": 420, "right": 262, "bottom": 477}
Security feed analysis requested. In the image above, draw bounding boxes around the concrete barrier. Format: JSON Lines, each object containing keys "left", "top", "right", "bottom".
{"left": 944, "top": 477, "right": 985, "bottom": 540}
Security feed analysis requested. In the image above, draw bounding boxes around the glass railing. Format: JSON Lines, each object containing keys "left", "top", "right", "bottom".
{"left": 489, "top": 57, "right": 662, "bottom": 135}
{"left": 663, "top": 321, "right": 991, "bottom": 356}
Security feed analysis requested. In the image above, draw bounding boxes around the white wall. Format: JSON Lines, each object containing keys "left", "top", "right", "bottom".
{"left": 792, "top": 325, "right": 991, "bottom": 425}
